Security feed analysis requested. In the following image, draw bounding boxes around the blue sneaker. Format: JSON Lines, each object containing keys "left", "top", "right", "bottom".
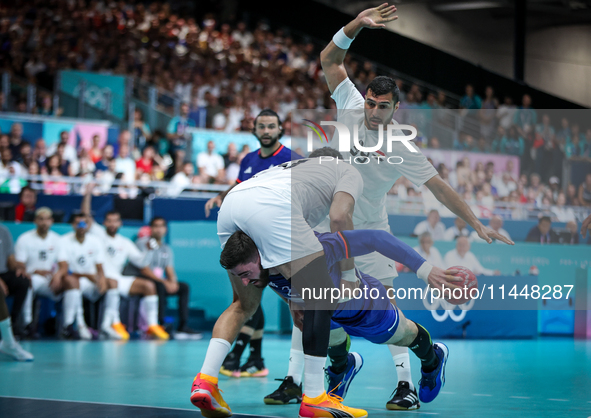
{"left": 418, "top": 342, "right": 449, "bottom": 403}
{"left": 325, "top": 352, "right": 363, "bottom": 399}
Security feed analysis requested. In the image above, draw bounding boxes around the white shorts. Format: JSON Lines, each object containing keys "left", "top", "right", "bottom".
{"left": 79, "top": 277, "right": 102, "bottom": 302}
{"left": 353, "top": 220, "right": 399, "bottom": 286}
{"left": 218, "top": 187, "right": 324, "bottom": 269}
{"left": 31, "top": 274, "right": 62, "bottom": 301}
{"left": 115, "top": 275, "right": 135, "bottom": 298}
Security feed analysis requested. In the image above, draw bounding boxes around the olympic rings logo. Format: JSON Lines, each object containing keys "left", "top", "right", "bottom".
{"left": 422, "top": 286, "right": 475, "bottom": 322}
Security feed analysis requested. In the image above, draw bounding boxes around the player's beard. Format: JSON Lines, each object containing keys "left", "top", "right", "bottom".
{"left": 253, "top": 268, "right": 271, "bottom": 289}
{"left": 256, "top": 133, "right": 279, "bottom": 150}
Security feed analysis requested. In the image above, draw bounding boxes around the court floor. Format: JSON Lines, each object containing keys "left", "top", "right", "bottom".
{"left": 1, "top": 336, "right": 590, "bottom": 418}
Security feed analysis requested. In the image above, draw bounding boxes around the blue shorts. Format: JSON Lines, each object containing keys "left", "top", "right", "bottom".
{"left": 330, "top": 273, "right": 399, "bottom": 344}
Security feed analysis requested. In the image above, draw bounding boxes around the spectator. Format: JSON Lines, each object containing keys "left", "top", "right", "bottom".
{"left": 429, "top": 137, "right": 440, "bottom": 149}
{"left": 115, "top": 144, "right": 136, "bottom": 183}
{"left": 514, "top": 94, "right": 537, "bottom": 136}
{"left": 167, "top": 102, "right": 195, "bottom": 157}
{"left": 16, "top": 142, "right": 32, "bottom": 168}
{"left": 564, "top": 221, "right": 579, "bottom": 245}
{"left": 413, "top": 209, "right": 445, "bottom": 241}
{"left": 32, "top": 139, "right": 48, "bottom": 169}
{"left": 496, "top": 96, "right": 517, "bottom": 130}
{"left": 36, "top": 94, "right": 55, "bottom": 116}
{"left": 88, "top": 135, "right": 103, "bottom": 164}
{"left": 0, "top": 223, "right": 30, "bottom": 336}
{"left": 135, "top": 217, "right": 199, "bottom": 337}
{"left": 14, "top": 186, "right": 37, "bottom": 222}
{"left": 0, "top": 149, "right": 24, "bottom": 183}
{"left": 8, "top": 123, "right": 24, "bottom": 160}
{"left": 169, "top": 162, "right": 194, "bottom": 197}
{"left": 460, "top": 84, "right": 482, "bottom": 110}
{"left": 76, "top": 149, "right": 96, "bottom": 177}
{"left": 578, "top": 173, "right": 591, "bottom": 207}
{"left": 526, "top": 216, "right": 559, "bottom": 244}
{"left": 44, "top": 156, "right": 69, "bottom": 195}
{"left": 479, "top": 86, "right": 497, "bottom": 139}
{"left": 494, "top": 172, "right": 517, "bottom": 199}
{"left": 413, "top": 232, "right": 444, "bottom": 268}
{"left": 47, "top": 130, "right": 77, "bottom": 164}
{"left": 136, "top": 146, "right": 157, "bottom": 177}
{"left": 500, "top": 126, "right": 524, "bottom": 156}
{"left": 95, "top": 145, "right": 114, "bottom": 172}
{"left": 197, "top": 140, "right": 225, "bottom": 184}
{"left": 443, "top": 217, "right": 470, "bottom": 241}
{"left": 443, "top": 236, "right": 500, "bottom": 275}
{"left": 551, "top": 193, "right": 575, "bottom": 223}
{"left": 472, "top": 137, "right": 490, "bottom": 153}
{"left": 0, "top": 164, "right": 27, "bottom": 194}
{"left": 470, "top": 215, "right": 511, "bottom": 243}
{"left": 133, "top": 109, "right": 152, "bottom": 152}
{"left": 566, "top": 183, "right": 580, "bottom": 206}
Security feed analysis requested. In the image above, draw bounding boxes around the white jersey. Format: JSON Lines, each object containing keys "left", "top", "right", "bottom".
{"left": 57, "top": 232, "right": 104, "bottom": 276}
{"left": 15, "top": 230, "right": 61, "bottom": 275}
{"left": 87, "top": 223, "right": 147, "bottom": 278}
{"left": 330, "top": 78, "right": 438, "bottom": 224}
{"left": 230, "top": 158, "right": 364, "bottom": 228}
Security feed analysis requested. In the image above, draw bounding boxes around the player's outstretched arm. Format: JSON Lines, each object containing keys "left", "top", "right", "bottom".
{"left": 204, "top": 182, "right": 237, "bottom": 218}
{"left": 320, "top": 3, "right": 397, "bottom": 93}
{"left": 81, "top": 181, "right": 96, "bottom": 226}
{"left": 425, "top": 175, "right": 515, "bottom": 245}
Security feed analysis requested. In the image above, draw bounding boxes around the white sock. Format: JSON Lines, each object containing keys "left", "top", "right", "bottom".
{"left": 288, "top": 325, "right": 305, "bottom": 385}
{"left": 63, "top": 289, "right": 80, "bottom": 327}
{"left": 200, "top": 338, "right": 232, "bottom": 378}
{"left": 140, "top": 295, "right": 159, "bottom": 326}
{"left": 288, "top": 349, "right": 305, "bottom": 386}
{"left": 304, "top": 355, "right": 327, "bottom": 398}
{"left": 0, "top": 317, "right": 17, "bottom": 346}
{"left": 23, "top": 288, "right": 34, "bottom": 326}
{"left": 101, "top": 289, "right": 120, "bottom": 329}
{"left": 390, "top": 346, "right": 414, "bottom": 391}
{"left": 76, "top": 296, "right": 88, "bottom": 329}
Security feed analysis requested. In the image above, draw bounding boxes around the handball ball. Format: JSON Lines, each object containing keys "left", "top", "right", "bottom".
{"left": 446, "top": 266, "right": 478, "bottom": 305}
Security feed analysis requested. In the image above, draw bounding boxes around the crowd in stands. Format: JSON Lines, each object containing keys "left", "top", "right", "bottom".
{"left": 1, "top": 0, "right": 590, "bottom": 215}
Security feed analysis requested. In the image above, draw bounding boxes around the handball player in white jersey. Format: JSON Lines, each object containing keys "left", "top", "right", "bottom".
{"left": 15, "top": 207, "right": 62, "bottom": 339}
{"left": 271, "top": 2, "right": 514, "bottom": 411}
{"left": 191, "top": 157, "right": 370, "bottom": 418}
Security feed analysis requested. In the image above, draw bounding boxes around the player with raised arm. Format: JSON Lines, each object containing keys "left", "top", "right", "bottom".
{"left": 268, "top": 2, "right": 514, "bottom": 411}
{"left": 81, "top": 186, "right": 169, "bottom": 340}
{"left": 205, "top": 109, "right": 302, "bottom": 378}
{"left": 191, "top": 158, "right": 367, "bottom": 418}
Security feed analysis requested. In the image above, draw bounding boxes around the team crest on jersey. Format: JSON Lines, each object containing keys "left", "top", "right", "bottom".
{"left": 78, "top": 256, "right": 86, "bottom": 266}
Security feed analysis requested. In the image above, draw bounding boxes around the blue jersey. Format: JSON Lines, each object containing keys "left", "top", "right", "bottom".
{"left": 267, "top": 229, "right": 427, "bottom": 344}
{"left": 236, "top": 145, "right": 302, "bottom": 183}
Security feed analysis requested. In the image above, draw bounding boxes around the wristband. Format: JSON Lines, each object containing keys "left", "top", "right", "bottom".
{"left": 341, "top": 268, "right": 358, "bottom": 283}
{"left": 333, "top": 27, "right": 354, "bottom": 50}
{"left": 417, "top": 262, "right": 433, "bottom": 283}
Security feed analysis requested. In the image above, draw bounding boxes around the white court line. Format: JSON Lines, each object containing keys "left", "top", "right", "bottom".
{"left": 0, "top": 396, "right": 284, "bottom": 417}
{"left": 365, "top": 387, "right": 384, "bottom": 390}
{"left": 472, "top": 394, "right": 493, "bottom": 397}
{"left": 547, "top": 399, "right": 568, "bottom": 402}
{"left": 510, "top": 396, "right": 531, "bottom": 399}
{"left": 440, "top": 391, "right": 455, "bottom": 395}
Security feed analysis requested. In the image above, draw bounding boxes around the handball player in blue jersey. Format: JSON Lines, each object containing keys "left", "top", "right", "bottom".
{"left": 219, "top": 227, "right": 456, "bottom": 409}
{"left": 204, "top": 109, "right": 302, "bottom": 379}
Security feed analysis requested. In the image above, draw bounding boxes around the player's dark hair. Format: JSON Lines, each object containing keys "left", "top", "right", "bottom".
{"left": 367, "top": 76, "right": 400, "bottom": 103}
{"left": 150, "top": 216, "right": 167, "bottom": 227}
{"left": 308, "top": 147, "right": 343, "bottom": 159}
{"left": 539, "top": 216, "right": 551, "bottom": 224}
{"left": 220, "top": 231, "right": 258, "bottom": 270}
{"left": 253, "top": 109, "right": 284, "bottom": 139}
{"left": 71, "top": 212, "right": 85, "bottom": 224}
{"left": 105, "top": 210, "right": 121, "bottom": 219}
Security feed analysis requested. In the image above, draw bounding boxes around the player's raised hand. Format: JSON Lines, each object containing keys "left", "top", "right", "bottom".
{"left": 427, "top": 266, "right": 463, "bottom": 291}
{"left": 476, "top": 225, "right": 514, "bottom": 245}
{"left": 204, "top": 195, "right": 222, "bottom": 218}
{"left": 580, "top": 213, "right": 591, "bottom": 238}
{"left": 356, "top": 3, "right": 398, "bottom": 29}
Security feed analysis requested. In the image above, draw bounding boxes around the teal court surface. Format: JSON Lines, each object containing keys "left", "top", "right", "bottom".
{"left": 1, "top": 336, "right": 590, "bottom": 418}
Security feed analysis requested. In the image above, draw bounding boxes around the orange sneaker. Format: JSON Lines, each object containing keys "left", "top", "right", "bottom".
{"left": 112, "top": 323, "right": 130, "bottom": 340}
{"left": 190, "top": 373, "right": 232, "bottom": 417}
{"left": 146, "top": 324, "right": 169, "bottom": 340}
{"left": 299, "top": 392, "right": 367, "bottom": 418}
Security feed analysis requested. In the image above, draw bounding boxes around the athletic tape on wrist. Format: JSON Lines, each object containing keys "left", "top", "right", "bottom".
{"left": 417, "top": 262, "right": 433, "bottom": 283}
{"left": 341, "top": 268, "right": 357, "bottom": 283}
{"left": 333, "top": 27, "right": 354, "bottom": 50}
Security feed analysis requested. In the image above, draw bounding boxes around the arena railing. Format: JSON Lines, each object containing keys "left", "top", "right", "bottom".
{"left": 17, "top": 174, "right": 590, "bottom": 222}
